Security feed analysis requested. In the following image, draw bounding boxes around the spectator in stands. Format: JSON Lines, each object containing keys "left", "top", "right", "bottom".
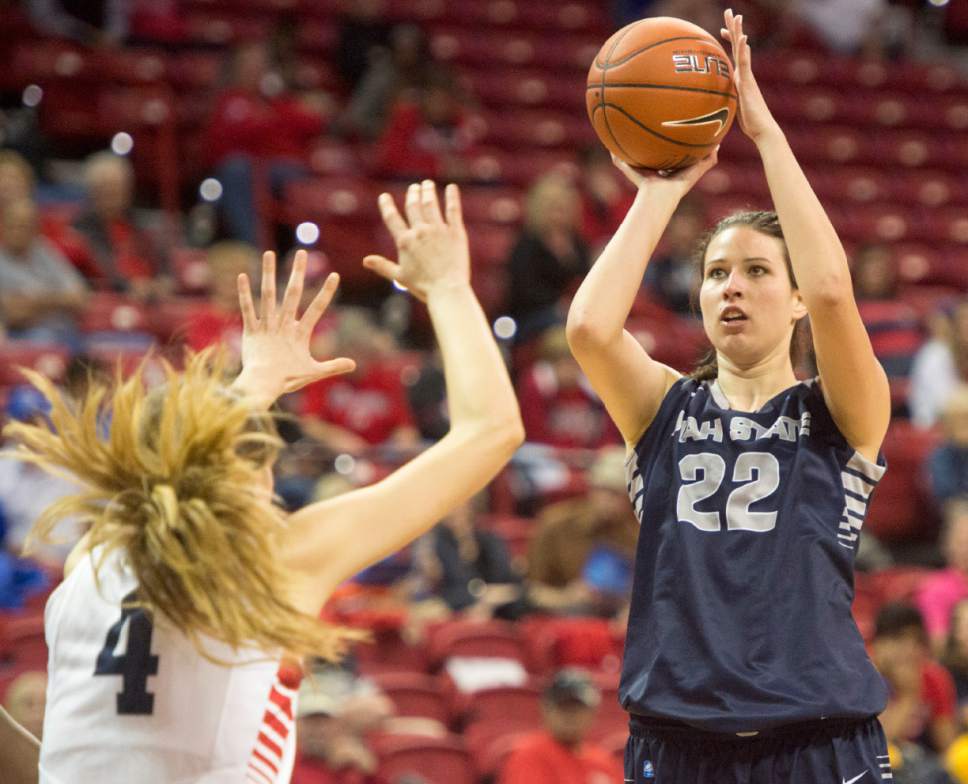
{"left": 26, "top": 0, "right": 128, "bottom": 47}
{"left": 333, "top": 0, "right": 394, "bottom": 94}
{"left": 853, "top": 243, "right": 900, "bottom": 301}
{"left": 642, "top": 195, "right": 705, "bottom": 315}
{"left": 185, "top": 241, "right": 259, "bottom": 356}
{"left": 0, "top": 385, "right": 87, "bottom": 569}
{"left": 301, "top": 308, "right": 419, "bottom": 452}
{"left": 71, "top": 152, "right": 171, "bottom": 299}
{"left": 3, "top": 671, "right": 46, "bottom": 741}
{"left": 203, "top": 40, "right": 327, "bottom": 246}
{"left": 918, "top": 501, "right": 968, "bottom": 649}
{"left": 0, "top": 197, "right": 87, "bottom": 345}
{"left": 518, "top": 325, "right": 618, "bottom": 449}
{"left": 506, "top": 174, "right": 590, "bottom": 343}
{"left": 405, "top": 349, "right": 449, "bottom": 442}
{"left": 498, "top": 668, "right": 622, "bottom": 784}
{"left": 928, "top": 386, "right": 968, "bottom": 507}
{"left": 527, "top": 447, "right": 638, "bottom": 616}
{"left": 419, "top": 495, "right": 528, "bottom": 621}
{"left": 873, "top": 603, "right": 959, "bottom": 754}
{"left": 0, "top": 151, "right": 34, "bottom": 212}
{"left": 940, "top": 598, "right": 968, "bottom": 728}
{"left": 578, "top": 145, "right": 633, "bottom": 254}
{"left": 339, "top": 24, "right": 438, "bottom": 141}
{"left": 912, "top": 301, "right": 968, "bottom": 428}
{"left": 374, "top": 71, "right": 478, "bottom": 181}
{"left": 792, "top": 0, "right": 892, "bottom": 56}
{"left": 292, "top": 664, "right": 393, "bottom": 784}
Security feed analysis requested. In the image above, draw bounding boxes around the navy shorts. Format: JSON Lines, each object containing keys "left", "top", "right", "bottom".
{"left": 624, "top": 715, "right": 892, "bottom": 784}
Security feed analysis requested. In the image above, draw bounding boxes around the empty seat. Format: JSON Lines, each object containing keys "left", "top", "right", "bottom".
{"left": 376, "top": 734, "right": 475, "bottom": 784}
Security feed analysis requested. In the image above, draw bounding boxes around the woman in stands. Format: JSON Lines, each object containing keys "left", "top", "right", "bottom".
{"left": 567, "top": 10, "right": 893, "bottom": 783}
{"left": 0, "top": 180, "right": 523, "bottom": 784}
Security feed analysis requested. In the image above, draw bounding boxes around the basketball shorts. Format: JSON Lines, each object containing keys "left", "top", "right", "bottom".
{"left": 624, "top": 714, "right": 892, "bottom": 784}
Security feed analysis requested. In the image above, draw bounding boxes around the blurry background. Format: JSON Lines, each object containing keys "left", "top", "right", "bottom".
{"left": 0, "top": 0, "right": 966, "bottom": 782}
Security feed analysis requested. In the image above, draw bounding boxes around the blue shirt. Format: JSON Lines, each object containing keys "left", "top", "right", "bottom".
{"left": 620, "top": 376, "right": 888, "bottom": 732}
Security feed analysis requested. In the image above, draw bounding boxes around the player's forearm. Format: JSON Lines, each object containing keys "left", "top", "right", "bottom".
{"left": 0, "top": 706, "right": 39, "bottom": 784}
{"left": 756, "top": 130, "right": 853, "bottom": 307}
{"left": 426, "top": 281, "right": 522, "bottom": 437}
{"left": 567, "top": 185, "right": 680, "bottom": 345}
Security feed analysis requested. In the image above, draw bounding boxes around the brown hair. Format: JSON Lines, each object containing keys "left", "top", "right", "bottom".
{"left": 3, "top": 350, "right": 365, "bottom": 663}
{"left": 688, "top": 210, "right": 811, "bottom": 382}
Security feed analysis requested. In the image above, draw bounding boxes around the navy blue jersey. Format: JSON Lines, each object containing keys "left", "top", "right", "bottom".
{"left": 620, "top": 376, "right": 888, "bottom": 733}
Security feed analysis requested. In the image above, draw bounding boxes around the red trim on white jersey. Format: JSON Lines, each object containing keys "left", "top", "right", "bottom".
{"left": 246, "top": 666, "right": 298, "bottom": 784}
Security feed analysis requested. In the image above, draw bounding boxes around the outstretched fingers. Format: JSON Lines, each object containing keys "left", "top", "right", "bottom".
{"left": 420, "top": 180, "right": 444, "bottom": 224}
{"left": 404, "top": 182, "right": 423, "bottom": 227}
{"left": 299, "top": 272, "right": 341, "bottom": 336}
{"left": 444, "top": 183, "right": 464, "bottom": 228}
{"left": 280, "top": 250, "right": 307, "bottom": 322}
{"left": 362, "top": 254, "right": 402, "bottom": 285}
{"left": 378, "top": 192, "right": 408, "bottom": 242}
{"left": 237, "top": 272, "right": 258, "bottom": 331}
{"left": 260, "top": 251, "right": 277, "bottom": 323}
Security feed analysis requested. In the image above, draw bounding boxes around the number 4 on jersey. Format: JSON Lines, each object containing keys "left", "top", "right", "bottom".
{"left": 94, "top": 590, "right": 159, "bottom": 715}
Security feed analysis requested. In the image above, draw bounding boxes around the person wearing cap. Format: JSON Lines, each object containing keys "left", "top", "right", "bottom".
{"left": 517, "top": 324, "right": 620, "bottom": 449}
{"left": 292, "top": 666, "right": 393, "bottom": 784}
{"left": 498, "top": 668, "right": 621, "bottom": 784}
{"left": 527, "top": 446, "right": 638, "bottom": 615}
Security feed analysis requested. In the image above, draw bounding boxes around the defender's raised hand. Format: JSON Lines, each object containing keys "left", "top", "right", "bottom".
{"left": 364, "top": 180, "right": 470, "bottom": 302}
{"left": 234, "top": 250, "right": 355, "bottom": 407}
{"left": 721, "top": 9, "right": 781, "bottom": 144}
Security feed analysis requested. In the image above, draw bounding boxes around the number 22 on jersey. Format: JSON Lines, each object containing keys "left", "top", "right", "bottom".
{"left": 94, "top": 590, "right": 160, "bottom": 715}
{"left": 677, "top": 451, "right": 780, "bottom": 533}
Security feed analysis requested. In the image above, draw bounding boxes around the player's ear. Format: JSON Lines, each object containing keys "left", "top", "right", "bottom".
{"left": 791, "top": 289, "right": 808, "bottom": 322}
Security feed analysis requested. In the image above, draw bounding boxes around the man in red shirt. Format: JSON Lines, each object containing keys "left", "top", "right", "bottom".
{"left": 499, "top": 669, "right": 622, "bottom": 784}
{"left": 300, "top": 308, "right": 419, "bottom": 452}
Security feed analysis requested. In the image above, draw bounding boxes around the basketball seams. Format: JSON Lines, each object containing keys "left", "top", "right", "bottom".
{"left": 599, "top": 21, "right": 640, "bottom": 167}
{"left": 586, "top": 83, "right": 738, "bottom": 100}
{"left": 603, "top": 103, "right": 719, "bottom": 149}
{"left": 600, "top": 35, "right": 726, "bottom": 70}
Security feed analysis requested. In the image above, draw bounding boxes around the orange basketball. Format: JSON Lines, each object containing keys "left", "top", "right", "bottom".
{"left": 587, "top": 17, "right": 737, "bottom": 171}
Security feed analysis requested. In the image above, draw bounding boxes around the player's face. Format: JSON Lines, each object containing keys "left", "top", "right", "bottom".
{"left": 699, "top": 226, "right": 805, "bottom": 367}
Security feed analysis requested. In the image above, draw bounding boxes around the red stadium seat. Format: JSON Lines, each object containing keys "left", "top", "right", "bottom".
{"left": 465, "top": 719, "right": 537, "bottom": 780}
{"left": 865, "top": 422, "right": 943, "bottom": 542}
{"left": 368, "top": 672, "right": 455, "bottom": 726}
{"left": 80, "top": 292, "right": 152, "bottom": 335}
{"left": 427, "top": 619, "right": 528, "bottom": 668}
{"left": 459, "top": 683, "right": 542, "bottom": 726}
{"left": 375, "top": 734, "right": 475, "bottom": 784}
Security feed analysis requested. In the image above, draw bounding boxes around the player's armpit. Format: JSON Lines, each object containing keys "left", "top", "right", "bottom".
{"left": 567, "top": 325, "right": 681, "bottom": 446}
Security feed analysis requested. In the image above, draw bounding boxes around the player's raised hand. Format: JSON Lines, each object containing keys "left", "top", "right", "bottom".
{"left": 364, "top": 180, "right": 470, "bottom": 302}
{"left": 611, "top": 147, "right": 719, "bottom": 195}
{"left": 235, "top": 250, "right": 355, "bottom": 404}
{"left": 721, "top": 8, "right": 781, "bottom": 144}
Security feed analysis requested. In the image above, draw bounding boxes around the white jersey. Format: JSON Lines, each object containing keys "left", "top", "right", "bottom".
{"left": 39, "top": 546, "right": 298, "bottom": 784}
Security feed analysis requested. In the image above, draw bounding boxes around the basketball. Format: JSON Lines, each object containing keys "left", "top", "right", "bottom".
{"left": 587, "top": 17, "right": 737, "bottom": 171}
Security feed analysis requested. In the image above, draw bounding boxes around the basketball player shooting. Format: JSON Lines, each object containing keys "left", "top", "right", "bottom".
{"left": 567, "top": 10, "right": 893, "bottom": 783}
{"left": 0, "top": 181, "right": 524, "bottom": 784}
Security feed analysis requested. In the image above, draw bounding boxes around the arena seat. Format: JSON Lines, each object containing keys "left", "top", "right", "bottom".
{"left": 465, "top": 719, "right": 536, "bottom": 780}
{"left": 426, "top": 619, "right": 529, "bottom": 669}
{"left": 375, "top": 734, "right": 475, "bottom": 784}
{"left": 0, "top": 345, "right": 70, "bottom": 387}
{"left": 865, "top": 422, "right": 943, "bottom": 542}
{"left": 458, "top": 683, "right": 542, "bottom": 726}
{"left": 368, "top": 672, "right": 455, "bottom": 726}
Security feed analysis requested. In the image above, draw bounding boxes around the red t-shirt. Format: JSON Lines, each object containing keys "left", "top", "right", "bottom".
{"left": 301, "top": 364, "right": 414, "bottom": 445}
{"left": 204, "top": 89, "right": 326, "bottom": 168}
{"left": 498, "top": 730, "right": 622, "bottom": 784}
{"left": 374, "top": 101, "right": 477, "bottom": 179}
{"left": 517, "top": 361, "right": 619, "bottom": 449}
{"left": 922, "top": 659, "right": 957, "bottom": 721}
{"left": 185, "top": 306, "right": 243, "bottom": 354}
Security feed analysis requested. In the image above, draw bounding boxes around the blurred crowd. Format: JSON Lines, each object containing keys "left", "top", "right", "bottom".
{"left": 0, "top": 0, "right": 967, "bottom": 781}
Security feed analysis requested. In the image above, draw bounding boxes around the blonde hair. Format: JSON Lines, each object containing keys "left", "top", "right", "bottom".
{"left": 3, "top": 350, "right": 365, "bottom": 663}
{"left": 524, "top": 173, "right": 579, "bottom": 235}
